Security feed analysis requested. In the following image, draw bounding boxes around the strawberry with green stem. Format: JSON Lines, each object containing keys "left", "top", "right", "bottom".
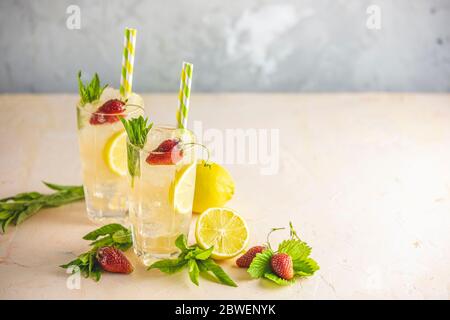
{"left": 246, "top": 221, "right": 319, "bottom": 285}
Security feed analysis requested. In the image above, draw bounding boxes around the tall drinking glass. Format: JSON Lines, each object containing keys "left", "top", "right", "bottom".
{"left": 77, "top": 96, "right": 144, "bottom": 223}
{"left": 127, "top": 125, "right": 197, "bottom": 265}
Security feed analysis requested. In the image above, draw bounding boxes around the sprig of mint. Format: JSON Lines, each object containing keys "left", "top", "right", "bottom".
{"left": 0, "top": 182, "right": 84, "bottom": 233}
{"left": 60, "top": 223, "right": 132, "bottom": 281}
{"left": 120, "top": 116, "right": 153, "bottom": 186}
{"left": 77, "top": 71, "right": 108, "bottom": 106}
{"left": 149, "top": 234, "right": 237, "bottom": 287}
{"left": 247, "top": 222, "right": 319, "bottom": 286}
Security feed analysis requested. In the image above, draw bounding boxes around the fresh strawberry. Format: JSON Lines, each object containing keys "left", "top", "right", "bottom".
{"left": 90, "top": 99, "right": 125, "bottom": 125}
{"left": 270, "top": 253, "right": 294, "bottom": 280}
{"left": 96, "top": 246, "right": 134, "bottom": 274}
{"left": 146, "top": 139, "right": 183, "bottom": 165}
{"left": 236, "top": 246, "right": 266, "bottom": 268}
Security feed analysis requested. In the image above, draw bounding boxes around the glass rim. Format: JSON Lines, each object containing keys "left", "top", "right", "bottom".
{"left": 76, "top": 101, "right": 144, "bottom": 116}
{"left": 126, "top": 124, "right": 196, "bottom": 155}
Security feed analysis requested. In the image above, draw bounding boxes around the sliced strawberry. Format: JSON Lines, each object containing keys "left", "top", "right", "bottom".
{"left": 96, "top": 246, "right": 133, "bottom": 274}
{"left": 89, "top": 99, "right": 125, "bottom": 125}
{"left": 146, "top": 139, "right": 184, "bottom": 165}
{"left": 155, "top": 139, "right": 181, "bottom": 152}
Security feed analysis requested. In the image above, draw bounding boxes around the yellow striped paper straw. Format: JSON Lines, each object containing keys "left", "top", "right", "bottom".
{"left": 120, "top": 28, "right": 137, "bottom": 98}
{"left": 176, "top": 62, "right": 194, "bottom": 129}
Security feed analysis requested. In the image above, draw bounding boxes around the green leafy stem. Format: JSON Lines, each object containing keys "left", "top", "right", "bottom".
{"left": 60, "top": 223, "right": 132, "bottom": 281}
{"left": 149, "top": 234, "right": 237, "bottom": 287}
{"left": 0, "top": 182, "right": 84, "bottom": 233}
{"left": 121, "top": 116, "right": 153, "bottom": 187}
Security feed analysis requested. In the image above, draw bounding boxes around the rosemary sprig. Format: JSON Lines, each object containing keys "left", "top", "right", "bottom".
{"left": 121, "top": 116, "right": 153, "bottom": 186}
{"left": 0, "top": 182, "right": 84, "bottom": 233}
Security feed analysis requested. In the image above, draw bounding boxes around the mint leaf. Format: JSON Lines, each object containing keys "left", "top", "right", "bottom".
{"left": 16, "top": 203, "right": 43, "bottom": 225}
{"left": 61, "top": 223, "right": 132, "bottom": 282}
{"left": 175, "top": 234, "right": 189, "bottom": 252}
{"left": 293, "top": 258, "right": 320, "bottom": 276}
{"left": 194, "top": 247, "right": 214, "bottom": 260}
{"left": 188, "top": 259, "right": 200, "bottom": 286}
{"left": 0, "top": 183, "right": 84, "bottom": 233}
{"left": 247, "top": 249, "right": 273, "bottom": 279}
{"left": 86, "top": 226, "right": 132, "bottom": 250}
{"left": 263, "top": 272, "right": 295, "bottom": 286}
{"left": 278, "top": 239, "right": 311, "bottom": 261}
{"left": 83, "top": 223, "right": 128, "bottom": 240}
{"left": 121, "top": 116, "right": 153, "bottom": 185}
{"left": 198, "top": 259, "right": 238, "bottom": 287}
{"left": 148, "top": 258, "right": 188, "bottom": 274}
{"left": 77, "top": 71, "right": 107, "bottom": 105}
{"left": 112, "top": 230, "right": 132, "bottom": 245}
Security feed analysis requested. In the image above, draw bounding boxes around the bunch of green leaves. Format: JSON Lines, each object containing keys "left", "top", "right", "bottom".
{"left": 77, "top": 71, "right": 108, "bottom": 106}
{"left": 60, "top": 223, "right": 132, "bottom": 281}
{"left": 149, "top": 234, "right": 237, "bottom": 287}
{"left": 120, "top": 116, "right": 153, "bottom": 186}
{"left": 247, "top": 222, "right": 319, "bottom": 286}
{"left": 0, "top": 182, "right": 84, "bottom": 233}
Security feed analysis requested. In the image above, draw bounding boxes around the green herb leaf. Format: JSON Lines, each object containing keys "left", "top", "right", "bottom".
{"left": 247, "top": 249, "right": 273, "bottom": 279}
{"left": 198, "top": 259, "right": 238, "bottom": 287}
{"left": 188, "top": 259, "right": 200, "bottom": 286}
{"left": 0, "top": 183, "right": 84, "bottom": 233}
{"left": 148, "top": 258, "right": 188, "bottom": 274}
{"left": 120, "top": 116, "right": 153, "bottom": 185}
{"left": 175, "top": 234, "right": 189, "bottom": 252}
{"left": 61, "top": 224, "right": 132, "bottom": 282}
{"left": 194, "top": 246, "right": 214, "bottom": 260}
{"left": 278, "top": 239, "right": 311, "bottom": 261}
{"left": 42, "top": 182, "right": 81, "bottom": 192}
{"left": 77, "top": 71, "right": 108, "bottom": 106}
{"left": 15, "top": 203, "right": 43, "bottom": 225}
{"left": 263, "top": 272, "right": 296, "bottom": 286}
{"left": 83, "top": 223, "right": 128, "bottom": 240}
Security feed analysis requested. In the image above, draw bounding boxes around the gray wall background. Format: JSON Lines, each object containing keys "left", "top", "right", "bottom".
{"left": 0, "top": 0, "right": 449, "bottom": 93}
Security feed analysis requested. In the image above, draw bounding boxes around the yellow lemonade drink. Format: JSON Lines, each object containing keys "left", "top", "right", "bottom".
{"left": 128, "top": 125, "right": 196, "bottom": 265}
{"left": 77, "top": 87, "right": 144, "bottom": 223}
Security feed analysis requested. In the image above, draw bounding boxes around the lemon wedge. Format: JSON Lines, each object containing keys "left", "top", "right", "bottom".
{"left": 103, "top": 130, "right": 128, "bottom": 176}
{"left": 169, "top": 163, "right": 197, "bottom": 214}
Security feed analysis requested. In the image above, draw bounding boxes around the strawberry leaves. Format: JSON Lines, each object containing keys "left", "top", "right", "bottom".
{"left": 149, "top": 234, "right": 237, "bottom": 287}
{"left": 247, "top": 250, "right": 274, "bottom": 279}
{"left": 278, "top": 239, "right": 311, "bottom": 261}
{"left": 246, "top": 222, "right": 319, "bottom": 286}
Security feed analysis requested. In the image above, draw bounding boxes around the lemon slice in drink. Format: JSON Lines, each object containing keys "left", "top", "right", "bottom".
{"left": 169, "top": 163, "right": 197, "bottom": 214}
{"left": 195, "top": 208, "right": 249, "bottom": 260}
{"left": 103, "top": 130, "right": 128, "bottom": 176}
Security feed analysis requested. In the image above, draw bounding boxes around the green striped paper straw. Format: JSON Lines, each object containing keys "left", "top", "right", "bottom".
{"left": 176, "top": 62, "right": 194, "bottom": 129}
{"left": 120, "top": 28, "right": 137, "bottom": 98}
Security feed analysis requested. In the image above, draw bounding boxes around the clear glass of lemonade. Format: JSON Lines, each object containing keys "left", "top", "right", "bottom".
{"left": 77, "top": 88, "right": 144, "bottom": 223}
{"left": 128, "top": 125, "right": 197, "bottom": 265}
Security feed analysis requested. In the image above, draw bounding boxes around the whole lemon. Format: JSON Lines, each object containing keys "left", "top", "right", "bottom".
{"left": 193, "top": 160, "right": 235, "bottom": 213}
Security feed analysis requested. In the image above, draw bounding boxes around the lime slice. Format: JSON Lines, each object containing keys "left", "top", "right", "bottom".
{"left": 103, "top": 130, "right": 128, "bottom": 176}
{"left": 169, "top": 163, "right": 197, "bottom": 214}
{"left": 195, "top": 207, "right": 249, "bottom": 260}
